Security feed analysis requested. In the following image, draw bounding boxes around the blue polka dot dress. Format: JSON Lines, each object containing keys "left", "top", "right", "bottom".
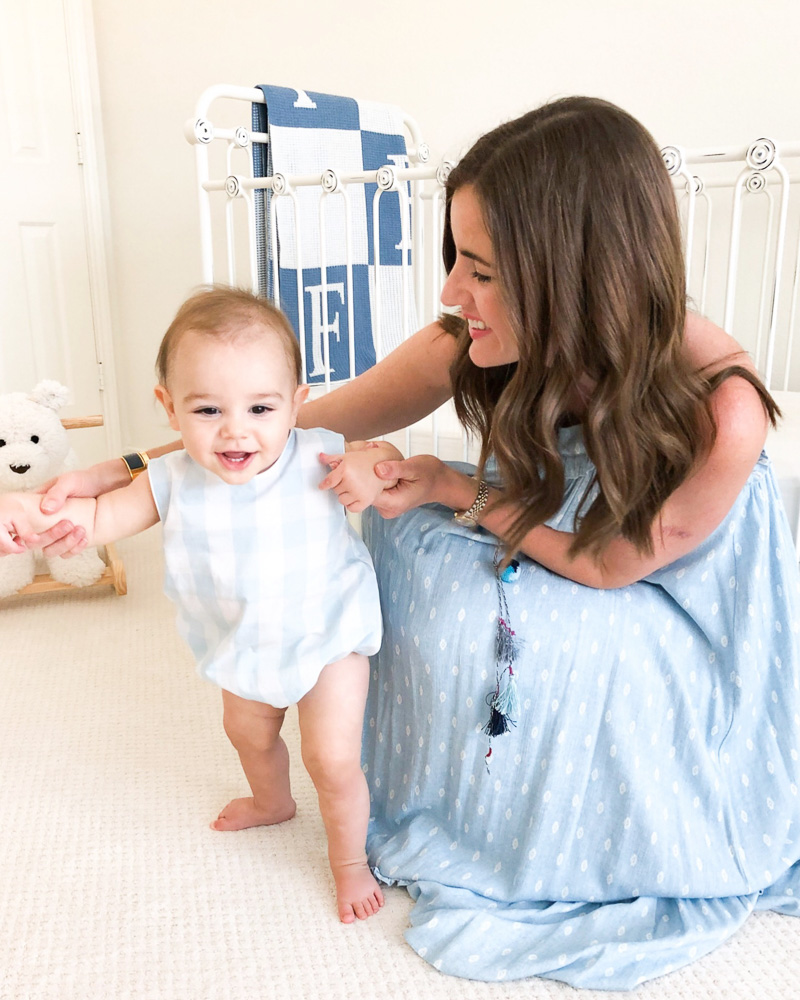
{"left": 361, "top": 425, "right": 800, "bottom": 990}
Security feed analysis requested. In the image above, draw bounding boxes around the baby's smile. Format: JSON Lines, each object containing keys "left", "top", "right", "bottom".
{"left": 217, "top": 451, "right": 255, "bottom": 472}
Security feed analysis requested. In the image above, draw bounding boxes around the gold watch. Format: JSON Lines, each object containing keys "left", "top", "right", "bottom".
{"left": 454, "top": 480, "right": 489, "bottom": 527}
{"left": 121, "top": 451, "right": 150, "bottom": 480}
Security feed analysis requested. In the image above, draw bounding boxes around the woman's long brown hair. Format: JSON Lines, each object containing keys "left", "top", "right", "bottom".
{"left": 443, "top": 97, "right": 778, "bottom": 559}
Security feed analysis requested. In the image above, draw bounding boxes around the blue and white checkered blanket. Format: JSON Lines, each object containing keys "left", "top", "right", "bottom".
{"left": 252, "top": 86, "right": 415, "bottom": 385}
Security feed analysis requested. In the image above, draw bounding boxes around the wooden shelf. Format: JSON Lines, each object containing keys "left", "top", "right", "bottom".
{"left": 13, "top": 542, "right": 126, "bottom": 598}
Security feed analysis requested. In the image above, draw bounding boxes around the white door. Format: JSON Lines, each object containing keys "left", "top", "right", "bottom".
{"left": 0, "top": 0, "right": 112, "bottom": 465}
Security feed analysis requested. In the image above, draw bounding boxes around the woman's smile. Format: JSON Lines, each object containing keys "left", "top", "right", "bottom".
{"left": 465, "top": 315, "right": 490, "bottom": 339}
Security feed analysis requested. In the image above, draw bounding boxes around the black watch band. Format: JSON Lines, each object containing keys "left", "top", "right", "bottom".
{"left": 121, "top": 451, "right": 149, "bottom": 480}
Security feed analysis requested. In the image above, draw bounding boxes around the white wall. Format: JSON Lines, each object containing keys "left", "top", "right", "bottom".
{"left": 91, "top": 0, "right": 800, "bottom": 450}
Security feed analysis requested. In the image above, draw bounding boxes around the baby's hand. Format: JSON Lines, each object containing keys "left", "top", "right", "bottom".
{"left": 319, "top": 441, "right": 402, "bottom": 513}
{"left": 0, "top": 495, "right": 41, "bottom": 554}
{"left": 319, "top": 451, "right": 383, "bottom": 513}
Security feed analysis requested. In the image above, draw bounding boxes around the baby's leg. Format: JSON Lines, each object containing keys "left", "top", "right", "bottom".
{"left": 298, "top": 652, "right": 384, "bottom": 924}
{"left": 211, "top": 690, "right": 296, "bottom": 831}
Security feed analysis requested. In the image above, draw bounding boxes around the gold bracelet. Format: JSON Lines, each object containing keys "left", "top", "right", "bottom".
{"left": 453, "top": 479, "right": 489, "bottom": 527}
{"left": 121, "top": 451, "right": 149, "bottom": 480}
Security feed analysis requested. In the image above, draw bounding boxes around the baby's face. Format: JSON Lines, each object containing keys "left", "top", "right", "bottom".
{"left": 155, "top": 326, "right": 307, "bottom": 484}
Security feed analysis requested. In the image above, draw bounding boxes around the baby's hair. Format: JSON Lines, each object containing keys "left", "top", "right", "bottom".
{"left": 156, "top": 286, "right": 302, "bottom": 386}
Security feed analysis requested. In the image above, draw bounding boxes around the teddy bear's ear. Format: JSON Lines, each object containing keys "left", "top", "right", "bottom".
{"left": 28, "top": 380, "right": 72, "bottom": 412}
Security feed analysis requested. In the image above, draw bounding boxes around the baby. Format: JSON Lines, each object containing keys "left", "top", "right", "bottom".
{"left": 0, "top": 287, "right": 402, "bottom": 923}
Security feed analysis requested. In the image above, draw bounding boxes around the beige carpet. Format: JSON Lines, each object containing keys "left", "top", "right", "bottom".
{"left": 2, "top": 529, "right": 800, "bottom": 1000}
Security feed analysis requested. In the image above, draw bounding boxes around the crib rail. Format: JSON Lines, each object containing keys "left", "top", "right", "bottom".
{"left": 667, "top": 139, "right": 800, "bottom": 394}
{"left": 667, "top": 139, "right": 800, "bottom": 555}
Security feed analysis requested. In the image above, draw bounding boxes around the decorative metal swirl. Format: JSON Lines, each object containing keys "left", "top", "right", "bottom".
{"left": 746, "top": 138, "right": 777, "bottom": 171}
{"left": 225, "top": 175, "right": 241, "bottom": 198}
{"left": 660, "top": 145, "right": 684, "bottom": 176}
{"left": 321, "top": 169, "right": 341, "bottom": 194}
{"left": 746, "top": 172, "right": 767, "bottom": 193}
{"left": 271, "top": 173, "right": 288, "bottom": 196}
{"left": 234, "top": 127, "right": 249, "bottom": 148}
{"left": 194, "top": 119, "right": 213, "bottom": 144}
{"left": 376, "top": 165, "right": 397, "bottom": 191}
{"left": 436, "top": 159, "right": 455, "bottom": 187}
{"left": 417, "top": 142, "right": 430, "bottom": 164}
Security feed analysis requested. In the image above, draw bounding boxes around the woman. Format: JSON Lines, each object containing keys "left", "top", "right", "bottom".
{"left": 17, "top": 97, "right": 800, "bottom": 989}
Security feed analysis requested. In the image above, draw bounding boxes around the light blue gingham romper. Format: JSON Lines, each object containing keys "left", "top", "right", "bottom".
{"left": 149, "top": 427, "right": 382, "bottom": 707}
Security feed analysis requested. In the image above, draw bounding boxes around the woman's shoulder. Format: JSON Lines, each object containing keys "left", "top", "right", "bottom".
{"left": 683, "top": 313, "right": 770, "bottom": 463}
{"left": 685, "top": 312, "right": 767, "bottom": 411}
{"left": 683, "top": 312, "right": 754, "bottom": 375}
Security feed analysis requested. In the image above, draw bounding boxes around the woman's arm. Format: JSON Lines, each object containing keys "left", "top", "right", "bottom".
{"left": 374, "top": 376, "right": 770, "bottom": 589}
{"left": 297, "top": 321, "right": 456, "bottom": 440}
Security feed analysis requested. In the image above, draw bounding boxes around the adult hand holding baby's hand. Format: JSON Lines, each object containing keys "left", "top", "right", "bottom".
{"left": 8, "top": 520, "right": 85, "bottom": 557}
{"left": 371, "top": 454, "right": 449, "bottom": 518}
{"left": 319, "top": 440, "right": 406, "bottom": 514}
{"left": 31, "top": 465, "right": 120, "bottom": 557}
{"left": 319, "top": 449, "right": 387, "bottom": 513}
{"left": 0, "top": 468, "right": 96, "bottom": 558}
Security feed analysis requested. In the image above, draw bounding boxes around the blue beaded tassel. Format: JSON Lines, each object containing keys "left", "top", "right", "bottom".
{"left": 483, "top": 553, "right": 524, "bottom": 767}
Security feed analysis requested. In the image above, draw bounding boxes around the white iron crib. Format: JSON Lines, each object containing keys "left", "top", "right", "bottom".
{"left": 185, "top": 86, "right": 800, "bottom": 553}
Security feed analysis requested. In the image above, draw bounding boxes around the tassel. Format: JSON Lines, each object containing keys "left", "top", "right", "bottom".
{"left": 493, "top": 667, "right": 519, "bottom": 721}
{"left": 482, "top": 550, "right": 526, "bottom": 771}
{"left": 495, "top": 617, "right": 522, "bottom": 663}
{"left": 483, "top": 668, "right": 519, "bottom": 736}
{"left": 483, "top": 704, "right": 514, "bottom": 737}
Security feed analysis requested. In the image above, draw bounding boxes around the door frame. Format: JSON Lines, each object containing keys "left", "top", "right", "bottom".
{"left": 62, "top": 0, "right": 121, "bottom": 453}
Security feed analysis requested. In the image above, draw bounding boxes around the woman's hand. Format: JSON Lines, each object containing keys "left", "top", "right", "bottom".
{"left": 0, "top": 471, "right": 97, "bottom": 555}
{"left": 26, "top": 460, "right": 130, "bottom": 558}
{"left": 0, "top": 518, "right": 86, "bottom": 557}
{"left": 371, "top": 455, "right": 451, "bottom": 518}
{"left": 319, "top": 440, "right": 404, "bottom": 514}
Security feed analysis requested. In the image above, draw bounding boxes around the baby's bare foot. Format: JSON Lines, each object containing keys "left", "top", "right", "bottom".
{"left": 210, "top": 795, "right": 296, "bottom": 831}
{"left": 332, "top": 860, "right": 385, "bottom": 923}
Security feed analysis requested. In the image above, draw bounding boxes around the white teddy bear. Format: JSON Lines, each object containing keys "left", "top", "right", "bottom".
{"left": 0, "top": 380, "right": 106, "bottom": 598}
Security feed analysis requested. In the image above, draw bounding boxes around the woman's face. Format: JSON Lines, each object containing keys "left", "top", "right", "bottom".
{"left": 440, "top": 185, "right": 519, "bottom": 368}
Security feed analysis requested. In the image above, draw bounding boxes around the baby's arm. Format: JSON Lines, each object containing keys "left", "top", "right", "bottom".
{"left": 0, "top": 473, "right": 158, "bottom": 551}
{"left": 318, "top": 440, "right": 403, "bottom": 513}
